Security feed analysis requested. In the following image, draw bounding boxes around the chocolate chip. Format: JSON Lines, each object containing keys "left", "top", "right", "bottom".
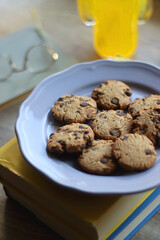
{"left": 80, "top": 102, "right": 88, "bottom": 107}
{"left": 145, "top": 149, "right": 152, "bottom": 155}
{"left": 79, "top": 125, "right": 85, "bottom": 129}
{"left": 133, "top": 113, "right": 140, "bottom": 119}
{"left": 80, "top": 144, "right": 86, "bottom": 150}
{"left": 122, "top": 136, "right": 128, "bottom": 141}
{"left": 59, "top": 140, "right": 66, "bottom": 146}
{"left": 140, "top": 129, "right": 146, "bottom": 134}
{"left": 93, "top": 91, "right": 104, "bottom": 99}
{"left": 76, "top": 110, "right": 81, "bottom": 114}
{"left": 124, "top": 108, "right": 129, "bottom": 114}
{"left": 116, "top": 111, "right": 125, "bottom": 116}
{"left": 157, "top": 100, "right": 160, "bottom": 105}
{"left": 152, "top": 117, "right": 159, "bottom": 123}
{"left": 130, "top": 108, "right": 135, "bottom": 114}
{"left": 111, "top": 98, "right": 119, "bottom": 105}
{"left": 125, "top": 90, "right": 132, "bottom": 96}
{"left": 86, "top": 114, "right": 91, "bottom": 118}
{"left": 57, "top": 129, "right": 65, "bottom": 133}
{"left": 57, "top": 97, "right": 63, "bottom": 101}
{"left": 60, "top": 103, "right": 64, "bottom": 107}
{"left": 93, "top": 92, "right": 99, "bottom": 97}
{"left": 87, "top": 139, "right": 92, "bottom": 145}
{"left": 84, "top": 131, "right": 89, "bottom": 134}
{"left": 100, "top": 113, "right": 107, "bottom": 119}
{"left": 100, "top": 157, "right": 108, "bottom": 164}
{"left": 75, "top": 136, "right": 80, "bottom": 140}
{"left": 110, "top": 129, "right": 120, "bottom": 137}
{"left": 154, "top": 109, "right": 160, "bottom": 114}
{"left": 73, "top": 132, "right": 78, "bottom": 136}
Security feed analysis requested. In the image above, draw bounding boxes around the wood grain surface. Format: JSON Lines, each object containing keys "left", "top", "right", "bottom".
{"left": 0, "top": 0, "right": 160, "bottom": 239}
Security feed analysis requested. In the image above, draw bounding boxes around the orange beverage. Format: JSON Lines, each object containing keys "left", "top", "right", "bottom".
{"left": 93, "top": 0, "right": 139, "bottom": 58}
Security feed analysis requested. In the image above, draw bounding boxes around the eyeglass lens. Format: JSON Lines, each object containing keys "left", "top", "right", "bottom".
{"left": 26, "top": 45, "right": 54, "bottom": 73}
{"left": 0, "top": 45, "right": 56, "bottom": 81}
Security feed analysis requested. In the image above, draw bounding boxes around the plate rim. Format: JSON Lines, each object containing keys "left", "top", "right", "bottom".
{"left": 15, "top": 59, "right": 160, "bottom": 195}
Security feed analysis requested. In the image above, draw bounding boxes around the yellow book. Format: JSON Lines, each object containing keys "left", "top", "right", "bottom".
{"left": 0, "top": 138, "right": 159, "bottom": 240}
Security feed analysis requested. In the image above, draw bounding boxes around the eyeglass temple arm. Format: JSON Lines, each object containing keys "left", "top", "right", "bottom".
{"left": 30, "top": 8, "right": 46, "bottom": 41}
{"left": 30, "top": 8, "right": 59, "bottom": 60}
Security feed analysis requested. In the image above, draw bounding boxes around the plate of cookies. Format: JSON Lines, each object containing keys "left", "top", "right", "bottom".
{"left": 16, "top": 59, "right": 160, "bottom": 194}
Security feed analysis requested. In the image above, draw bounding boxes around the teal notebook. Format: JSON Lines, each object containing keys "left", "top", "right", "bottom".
{"left": 0, "top": 26, "right": 77, "bottom": 105}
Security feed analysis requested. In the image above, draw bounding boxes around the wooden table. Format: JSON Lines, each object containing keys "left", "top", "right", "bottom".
{"left": 0, "top": 0, "right": 160, "bottom": 239}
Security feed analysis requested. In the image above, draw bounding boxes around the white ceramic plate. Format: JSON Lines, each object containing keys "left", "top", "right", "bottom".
{"left": 15, "top": 59, "right": 160, "bottom": 194}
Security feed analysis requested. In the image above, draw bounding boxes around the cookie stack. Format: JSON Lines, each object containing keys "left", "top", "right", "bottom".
{"left": 47, "top": 80, "right": 159, "bottom": 175}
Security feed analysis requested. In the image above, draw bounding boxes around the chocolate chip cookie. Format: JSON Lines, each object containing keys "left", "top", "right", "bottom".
{"left": 78, "top": 140, "right": 117, "bottom": 175}
{"left": 91, "top": 110, "right": 133, "bottom": 141}
{"left": 132, "top": 108, "right": 160, "bottom": 146}
{"left": 52, "top": 95, "right": 97, "bottom": 124}
{"left": 128, "top": 94, "right": 160, "bottom": 119}
{"left": 113, "top": 133, "right": 156, "bottom": 171}
{"left": 91, "top": 80, "right": 132, "bottom": 110}
{"left": 47, "top": 123, "right": 94, "bottom": 154}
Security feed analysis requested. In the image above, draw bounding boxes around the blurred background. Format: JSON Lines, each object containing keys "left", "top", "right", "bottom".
{"left": 0, "top": 0, "right": 159, "bottom": 64}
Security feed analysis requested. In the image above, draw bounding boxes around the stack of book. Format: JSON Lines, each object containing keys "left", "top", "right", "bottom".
{"left": 0, "top": 137, "right": 159, "bottom": 240}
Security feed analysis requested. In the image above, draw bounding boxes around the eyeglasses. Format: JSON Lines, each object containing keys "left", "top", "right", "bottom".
{"left": 0, "top": 28, "right": 59, "bottom": 82}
